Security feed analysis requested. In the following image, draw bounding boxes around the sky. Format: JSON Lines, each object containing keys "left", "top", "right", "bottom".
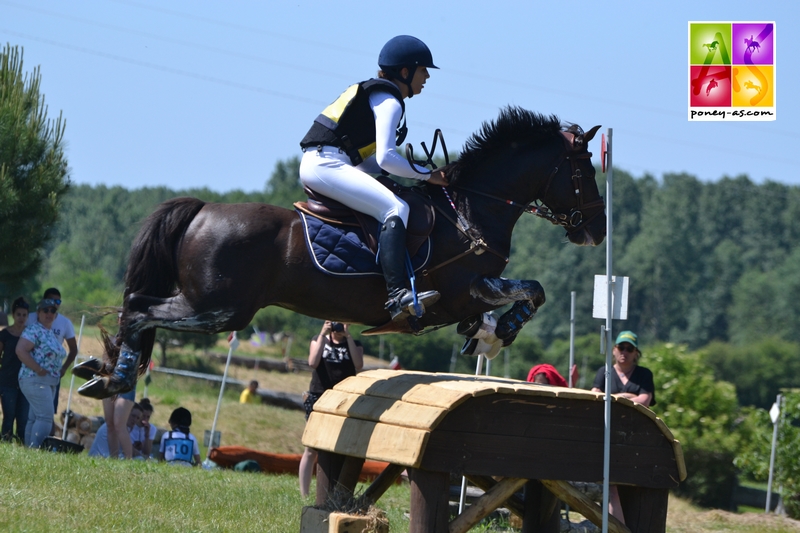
{"left": 2, "top": 0, "right": 797, "bottom": 194}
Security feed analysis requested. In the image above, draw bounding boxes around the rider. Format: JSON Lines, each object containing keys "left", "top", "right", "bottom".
{"left": 299, "top": 35, "right": 448, "bottom": 322}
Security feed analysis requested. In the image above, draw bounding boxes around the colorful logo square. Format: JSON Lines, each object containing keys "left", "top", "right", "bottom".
{"left": 688, "top": 21, "right": 775, "bottom": 121}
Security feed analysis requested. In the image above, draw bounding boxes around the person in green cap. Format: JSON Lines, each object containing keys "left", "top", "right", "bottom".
{"left": 591, "top": 330, "right": 656, "bottom": 407}
{"left": 590, "top": 330, "right": 656, "bottom": 526}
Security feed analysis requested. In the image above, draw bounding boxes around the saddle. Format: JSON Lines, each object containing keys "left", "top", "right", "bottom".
{"left": 293, "top": 175, "right": 435, "bottom": 257}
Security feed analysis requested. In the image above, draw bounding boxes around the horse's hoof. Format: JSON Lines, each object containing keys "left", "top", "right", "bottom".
{"left": 78, "top": 376, "right": 112, "bottom": 398}
{"left": 72, "top": 358, "right": 104, "bottom": 381}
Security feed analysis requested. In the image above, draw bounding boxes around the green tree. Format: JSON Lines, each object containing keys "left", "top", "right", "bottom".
{"left": 265, "top": 156, "right": 303, "bottom": 209}
{"left": 645, "top": 342, "right": 741, "bottom": 507}
{"left": 0, "top": 45, "right": 69, "bottom": 291}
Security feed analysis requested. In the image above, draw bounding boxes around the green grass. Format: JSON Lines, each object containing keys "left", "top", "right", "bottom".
{"left": 0, "top": 443, "right": 412, "bottom": 533}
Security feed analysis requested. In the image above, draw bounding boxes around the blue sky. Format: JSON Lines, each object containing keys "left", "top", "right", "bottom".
{"left": 2, "top": 0, "right": 796, "bottom": 193}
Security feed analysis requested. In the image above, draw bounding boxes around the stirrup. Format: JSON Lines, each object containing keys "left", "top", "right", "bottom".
{"left": 385, "top": 289, "right": 440, "bottom": 321}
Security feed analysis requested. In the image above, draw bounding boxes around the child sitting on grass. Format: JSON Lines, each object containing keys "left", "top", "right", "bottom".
{"left": 158, "top": 407, "right": 201, "bottom": 467}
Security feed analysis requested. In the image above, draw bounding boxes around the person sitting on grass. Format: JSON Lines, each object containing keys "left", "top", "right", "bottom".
{"left": 89, "top": 402, "right": 143, "bottom": 458}
{"left": 239, "top": 380, "right": 260, "bottom": 404}
{"left": 159, "top": 407, "right": 201, "bottom": 467}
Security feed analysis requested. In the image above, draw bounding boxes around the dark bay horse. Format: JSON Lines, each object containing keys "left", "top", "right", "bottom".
{"left": 78, "top": 107, "right": 605, "bottom": 399}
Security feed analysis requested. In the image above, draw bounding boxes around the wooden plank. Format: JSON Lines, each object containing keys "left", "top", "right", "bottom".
{"left": 673, "top": 439, "right": 687, "bottom": 482}
{"left": 449, "top": 477, "right": 528, "bottom": 533}
{"left": 421, "top": 430, "right": 680, "bottom": 488}
{"left": 303, "top": 412, "right": 429, "bottom": 466}
{"left": 313, "top": 390, "right": 449, "bottom": 430}
{"left": 540, "top": 480, "right": 630, "bottom": 533}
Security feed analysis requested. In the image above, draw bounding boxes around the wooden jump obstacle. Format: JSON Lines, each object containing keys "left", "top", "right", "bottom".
{"left": 302, "top": 369, "right": 686, "bottom": 533}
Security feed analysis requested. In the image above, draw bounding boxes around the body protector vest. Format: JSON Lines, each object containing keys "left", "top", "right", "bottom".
{"left": 163, "top": 431, "right": 194, "bottom": 463}
{"left": 300, "top": 79, "right": 407, "bottom": 166}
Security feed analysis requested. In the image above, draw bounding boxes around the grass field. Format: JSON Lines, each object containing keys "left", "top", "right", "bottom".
{"left": 11, "top": 329, "right": 798, "bottom": 531}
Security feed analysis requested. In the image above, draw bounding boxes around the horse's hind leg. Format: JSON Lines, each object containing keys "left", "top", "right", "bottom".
{"left": 78, "top": 293, "right": 236, "bottom": 399}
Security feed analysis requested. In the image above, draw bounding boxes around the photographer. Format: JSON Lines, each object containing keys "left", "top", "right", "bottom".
{"left": 298, "top": 321, "right": 363, "bottom": 497}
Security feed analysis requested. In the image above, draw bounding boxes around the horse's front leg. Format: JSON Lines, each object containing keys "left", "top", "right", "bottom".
{"left": 469, "top": 277, "right": 546, "bottom": 344}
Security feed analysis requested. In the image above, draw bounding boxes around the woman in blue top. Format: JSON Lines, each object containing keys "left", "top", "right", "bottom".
{"left": 299, "top": 35, "right": 448, "bottom": 322}
{"left": 16, "top": 298, "right": 67, "bottom": 448}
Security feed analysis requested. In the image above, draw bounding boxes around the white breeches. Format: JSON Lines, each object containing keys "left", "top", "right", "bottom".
{"left": 299, "top": 148, "right": 409, "bottom": 226}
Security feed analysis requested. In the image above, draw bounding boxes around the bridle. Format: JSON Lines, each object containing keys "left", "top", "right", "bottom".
{"left": 403, "top": 126, "right": 604, "bottom": 277}
{"left": 452, "top": 128, "right": 605, "bottom": 240}
{"left": 526, "top": 129, "right": 605, "bottom": 239}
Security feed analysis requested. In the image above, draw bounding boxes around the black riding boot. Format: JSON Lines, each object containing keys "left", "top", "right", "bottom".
{"left": 379, "top": 216, "right": 440, "bottom": 321}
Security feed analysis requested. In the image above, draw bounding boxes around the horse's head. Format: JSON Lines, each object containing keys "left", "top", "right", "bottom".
{"left": 532, "top": 124, "right": 606, "bottom": 246}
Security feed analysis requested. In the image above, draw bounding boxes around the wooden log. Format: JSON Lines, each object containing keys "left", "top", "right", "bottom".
{"left": 362, "top": 463, "right": 406, "bottom": 505}
{"left": 521, "top": 480, "right": 560, "bottom": 533}
{"left": 407, "top": 468, "right": 450, "bottom": 533}
{"left": 464, "top": 474, "right": 525, "bottom": 518}
{"left": 617, "top": 485, "right": 669, "bottom": 533}
{"left": 449, "top": 477, "right": 527, "bottom": 533}
{"left": 539, "top": 480, "right": 630, "bottom": 533}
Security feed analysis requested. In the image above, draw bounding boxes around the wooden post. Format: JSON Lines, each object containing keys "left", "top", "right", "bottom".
{"left": 407, "top": 468, "right": 450, "bottom": 533}
{"left": 315, "top": 451, "right": 364, "bottom": 506}
{"left": 617, "top": 485, "right": 669, "bottom": 533}
{"left": 521, "top": 480, "right": 561, "bottom": 533}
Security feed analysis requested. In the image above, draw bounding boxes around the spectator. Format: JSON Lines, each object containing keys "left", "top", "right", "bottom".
{"left": 88, "top": 402, "right": 143, "bottom": 458}
{"left": 26, "top": 288, "right": 77, "bottom": 414}
{"left": 526, "top": 363, "right": 578, "bottom": 388}
{"left": 130, "top": 398, "right": 157, "bottom": 459}
{"left": 159, "top": 407, "right": 201, "bottom": 467}
{"left": 16, "top": 298, "right": 68, "bottom": 448}
{"left": 299, "top": 321, "right": 363, "bottom": 497}
{"left": 591, "top": 331, "right": 656, "bottom": 407}
{"left": 0, "top": 297, "right": 31, "bottom": 442}
{"left": 239, "top": 380, "right": 260, "bottom": 404}
{"left": 102, "top": 313, "right": 136, "bottom": 459}
{"left": 590, "top": 330, "right": 657, "bottom": 526}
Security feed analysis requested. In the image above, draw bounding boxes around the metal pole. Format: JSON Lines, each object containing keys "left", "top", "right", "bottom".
{"left": 569, "top": 291, "right": 576, "bottom": 388}
{"left": 766, "top": 394, "right": 782, "bottom": 513}
{"left": 61, "top": 315, "right": 86, "bottom": 440}
{"left": 207, "top": 332, "right": 237, "bottom": 460}
{"left": 459, "top": 353, "right": 485, "bottom": 513}
{"left": 602, "top": 128, "right": 614, "bottom": 533}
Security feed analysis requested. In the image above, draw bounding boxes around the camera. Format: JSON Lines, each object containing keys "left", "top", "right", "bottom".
{"left": 330, "top": 322, "right": 344, "bottom": 332}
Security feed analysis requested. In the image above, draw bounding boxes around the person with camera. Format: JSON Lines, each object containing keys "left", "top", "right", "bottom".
{"left": 299, "top": 320, "right": 363, "bottom": 497}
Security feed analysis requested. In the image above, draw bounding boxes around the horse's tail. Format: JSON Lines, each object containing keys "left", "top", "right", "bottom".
{"left": 122, "top": 197, "right": 206, "bottom": 374}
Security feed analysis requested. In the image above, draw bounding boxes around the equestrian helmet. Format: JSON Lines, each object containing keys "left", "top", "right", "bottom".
{"left": 378, "top": 35, "right": 438, "bottom": 71}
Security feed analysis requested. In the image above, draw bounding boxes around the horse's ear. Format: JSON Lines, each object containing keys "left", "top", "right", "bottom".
{"left": 583, "top": 125, "right": 602, "bottom": 143}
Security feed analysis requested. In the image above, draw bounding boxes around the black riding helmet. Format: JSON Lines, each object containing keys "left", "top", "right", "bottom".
{"left": 378, "top": 35, "right": 438, "bottom": 98}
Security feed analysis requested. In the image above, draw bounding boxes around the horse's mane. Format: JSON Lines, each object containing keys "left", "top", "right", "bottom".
{"left": 449, "top": 107, "right": 562, "bottom": 185}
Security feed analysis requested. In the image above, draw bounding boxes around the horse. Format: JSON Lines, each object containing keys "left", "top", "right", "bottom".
{"left": 76, "top": 107, "right": 606, "bottom": 399}
{"left": 743, "top": 80, "right": 761, "bottom": 93}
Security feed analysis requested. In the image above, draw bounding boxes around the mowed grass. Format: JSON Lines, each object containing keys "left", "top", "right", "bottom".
{"left": 0, "top": 443, "right": 413, "bottom": 533}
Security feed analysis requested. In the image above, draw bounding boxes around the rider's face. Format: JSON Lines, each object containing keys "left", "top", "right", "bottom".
{"left": 409, "top": 66, "right": 430, "bottom": 96}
